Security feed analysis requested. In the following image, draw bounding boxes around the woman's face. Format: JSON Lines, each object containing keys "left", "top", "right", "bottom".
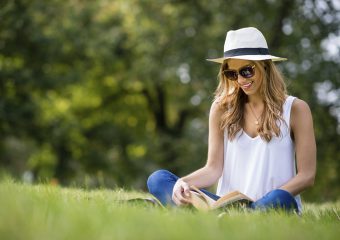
{"left": 224, "top": 59, "right": 263, "bottom": 96}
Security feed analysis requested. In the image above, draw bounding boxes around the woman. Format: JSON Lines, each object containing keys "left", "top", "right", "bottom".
{"left": 147, "top": 27, "right": 316, "bottom": 213}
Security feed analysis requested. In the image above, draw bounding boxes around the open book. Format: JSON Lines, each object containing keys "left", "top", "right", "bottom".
{"left": 187, "top": 186, "right": 254, "bottom": 211}
{"left": 123, "top": 186, "right": 253, "bottom": 211}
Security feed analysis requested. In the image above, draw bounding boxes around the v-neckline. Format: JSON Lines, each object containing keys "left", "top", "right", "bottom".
{"left": 242, "top": 129, "right": 260, "bottom": 140}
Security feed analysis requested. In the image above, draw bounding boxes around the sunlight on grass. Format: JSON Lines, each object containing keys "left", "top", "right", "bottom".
{"left": 0, "top": 179, "right": 339, "bottom": 240}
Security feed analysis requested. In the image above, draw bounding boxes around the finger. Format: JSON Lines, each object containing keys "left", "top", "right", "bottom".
{"left": 173, "top": 194, "right": 184, "bottom": 206}
{"left": 182, "top": 184, "right": 191, "bottom": 197}
{"left": 175, "top": 191, "right": 191, "bottom": 205}
{"left": 173, "top": 191, "right": 186, "bottom": 205}
{"left": 180, "top": 196, "right": 191, "bottom": 204}
{"left": 173, "top": 191, "right": 183, "bottom": 205}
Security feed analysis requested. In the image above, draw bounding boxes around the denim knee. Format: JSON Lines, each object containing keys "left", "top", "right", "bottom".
{"left": 251, "top": 189, "right": 298, "bottom": 212}
{"left": 147, "top": 169, "right": 172, "bottom": 194}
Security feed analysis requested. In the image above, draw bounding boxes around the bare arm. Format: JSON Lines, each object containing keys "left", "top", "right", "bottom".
{"left": 172, "top": 100, "right": 225, "bottom": 205}
{"left": 181, "top": 101, "right": 224, "bottom": 187}
{"left": 279, "top": 99, "right": 316, "bottom": 196}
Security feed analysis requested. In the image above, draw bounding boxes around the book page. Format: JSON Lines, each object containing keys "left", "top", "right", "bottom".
{"left": 189, "top": 186, "right": 216, "bottom": 206}
{"left": 213, "top": 191, "right": 253, "bottom": 209}
{"left": 188, "top": 191, "right": 211, "bottom": 211}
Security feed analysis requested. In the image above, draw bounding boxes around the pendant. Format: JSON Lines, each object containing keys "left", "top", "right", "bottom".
{"left": 255, "top": 121, "right": 259, "bottom": 125}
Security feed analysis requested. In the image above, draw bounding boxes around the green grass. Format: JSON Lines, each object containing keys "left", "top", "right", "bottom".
{"left": 0, "top": 180, "right": 339, "bottom": 240}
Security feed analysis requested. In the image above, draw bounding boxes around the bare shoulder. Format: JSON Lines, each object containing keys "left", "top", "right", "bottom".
{"left": 291, "top": 98, "right": 313, "bottom": 128}
{"left": 210, "top": 99, "right": 225, "bottom": 118}
{"left": 211, "top": 95, "right": 231, "bottom": 114}
{"left": 291, "top": 98, "right": 312, "bottom": 115}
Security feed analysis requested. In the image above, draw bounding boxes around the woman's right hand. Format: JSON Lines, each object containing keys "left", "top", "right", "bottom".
{"left": 172, "top": 179, "right": 191, "bottom": 206}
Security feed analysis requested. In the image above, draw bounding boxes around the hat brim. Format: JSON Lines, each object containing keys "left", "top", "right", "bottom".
{"left": 206, "top": 55, "right": 287, "bottom": 63}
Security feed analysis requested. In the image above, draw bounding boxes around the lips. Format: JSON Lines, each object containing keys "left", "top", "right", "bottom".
{"left": 240, "top": 81, "right": 254, "bottom": 89}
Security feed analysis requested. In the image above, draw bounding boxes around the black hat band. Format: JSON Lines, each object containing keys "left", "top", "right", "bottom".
{"left": 224, "top": 48, "right": 270, "bottom": 58}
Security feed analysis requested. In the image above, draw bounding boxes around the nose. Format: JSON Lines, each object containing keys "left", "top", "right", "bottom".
{"left": 237, "top": 75, "right": 247, "bottom": 85}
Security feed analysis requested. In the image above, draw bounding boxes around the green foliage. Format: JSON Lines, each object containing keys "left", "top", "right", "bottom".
{"left": 0, "top": 0, "right": 339, "bottom": 200}
{"left": 0, "top": 181, "right": 339, "bottom": 240}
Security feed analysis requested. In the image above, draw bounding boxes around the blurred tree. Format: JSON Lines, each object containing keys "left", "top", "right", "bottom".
{"left": 0, "top": 0, "right": 339, "bottom": 200}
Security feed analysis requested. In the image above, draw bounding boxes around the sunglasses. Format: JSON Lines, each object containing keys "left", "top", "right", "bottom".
{"left": 223, "top": 64, "right": 255, "bottom": 81}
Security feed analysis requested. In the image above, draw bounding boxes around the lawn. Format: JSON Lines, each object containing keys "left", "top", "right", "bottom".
{"left": 0, "top": 179, "right": 339, "bottom": 240}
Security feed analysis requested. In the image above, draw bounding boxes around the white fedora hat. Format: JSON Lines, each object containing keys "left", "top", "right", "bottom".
{"left": 207, "top": 27, "right": 287, "bottom": 63}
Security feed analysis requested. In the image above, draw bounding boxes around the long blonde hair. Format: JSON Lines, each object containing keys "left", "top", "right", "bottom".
{"left": 214, "top": 60, "right": 287, "bottom": 142}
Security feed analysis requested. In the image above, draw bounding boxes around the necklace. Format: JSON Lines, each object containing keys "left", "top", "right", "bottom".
{"left": 248, "top": 103, "right": 260, "bottom": 125}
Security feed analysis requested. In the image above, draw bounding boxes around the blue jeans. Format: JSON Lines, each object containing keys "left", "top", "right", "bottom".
{"left": 147, "top": 169, "right": 299, "bottom": 212}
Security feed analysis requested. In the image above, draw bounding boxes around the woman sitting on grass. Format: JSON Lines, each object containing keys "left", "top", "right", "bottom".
{"left": 147, "top": 27, "right": 316, "bottom": 213}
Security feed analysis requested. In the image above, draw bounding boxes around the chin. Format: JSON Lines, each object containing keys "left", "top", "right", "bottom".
{"left": 242, "top": 89, "right": 256, "bottom": 95}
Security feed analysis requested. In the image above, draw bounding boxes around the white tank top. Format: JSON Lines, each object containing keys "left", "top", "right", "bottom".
{"left": 216, "top": 96, "right": 302, "bottom": 211}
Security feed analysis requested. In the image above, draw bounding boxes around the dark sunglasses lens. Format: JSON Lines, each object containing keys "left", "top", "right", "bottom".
{"left": 224, "top": 70, "right": 238, "bottom": 80}
{"left": 239, "top": 66, "right": 254, "bottom": 78}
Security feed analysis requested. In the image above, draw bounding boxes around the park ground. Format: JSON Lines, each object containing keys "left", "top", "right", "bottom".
{"left": 0, "top": 179, "right": 339, "bottom": 240}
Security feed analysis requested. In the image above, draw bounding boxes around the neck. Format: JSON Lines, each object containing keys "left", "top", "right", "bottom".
{"left": 247, "top": 94, "right": 264, "bottom": 106}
